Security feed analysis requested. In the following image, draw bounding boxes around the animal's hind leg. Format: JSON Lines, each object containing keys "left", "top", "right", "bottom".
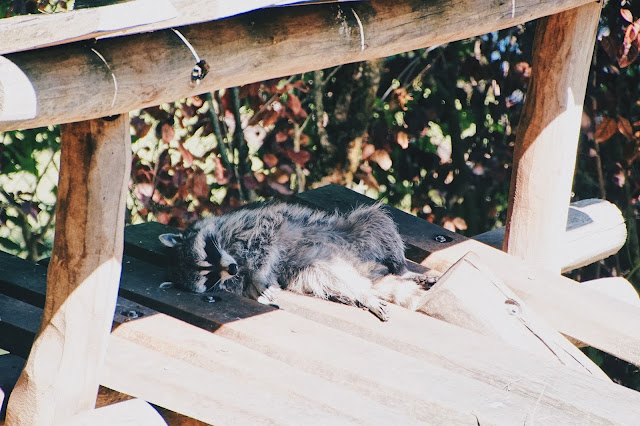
{"left": 373, "top": 275, "right": 431, "bottom": 312}
{"left": 287, "top": 258, "right": 389, "bottom": 321}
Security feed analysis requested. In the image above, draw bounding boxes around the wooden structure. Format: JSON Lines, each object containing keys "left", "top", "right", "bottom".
{"left": 1, "top": 0, "right": 640, "bottom": 424}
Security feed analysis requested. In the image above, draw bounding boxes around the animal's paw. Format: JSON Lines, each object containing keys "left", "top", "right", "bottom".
{"left": 367, "top": 299, "right": 389, "bottom": 322}
{"left": 256, "top": 285, "right": 280, "bottom": 305}
{"left": 401, "top": 271, "right": 438, "bottom": 289}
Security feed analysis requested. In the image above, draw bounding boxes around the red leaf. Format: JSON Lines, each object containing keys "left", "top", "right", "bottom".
{"left": 287, "top": 94, "right": 307, "bottom": 121}
{"left": 286, "top": 150, "right": 311, "bottom": 166}
{"left": 177, "top": 140, "right": 194, "bottom": 167}
{"left": 263, "top": 153, "right": 279, "bottom": 168}
{"left": 618, "top": 116, "right": 634, "bottom": 140}
{"left": 621, "top": 9, "right": 633, "bottom": 23}
{"left": 452, "top": 217, "right": 468, "bottom": 231}
{"left": 595, "top": 117, "right": 618, "bottom": 143}
{"left": 131, "top": 117, "right": 151, "bottom": 139}
{"left": 396, "top": 131, "right": 409, "bottom": 149}
{"left": 190, "top": 168, "right": 209, "bottom": 199}
{"left": 161, "top": 123, "right": 175, "bottom": 143}
{"left": 275, "top": 131, "right": 289, "bottom": 143}
{"left": 362, "top": 142, "right": 375, "bottom": 160}
{"left": 268, "top": 180, "right": 294, "bottom": 195}
{"left": 261, "top": 109, "right": 280, "bottom": 127}
{"left": 369, "top": 150, "right": 392, "bottom": 171}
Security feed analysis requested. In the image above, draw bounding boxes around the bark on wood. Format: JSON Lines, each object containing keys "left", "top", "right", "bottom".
{"left": 0, "top": 0, "right": 598, "bottom": 131}
{"left": 0, "top": 0, "right": 598, "bottom": 56}
{"left": 503, "top": 3, "right": 602, "bottom": 272}
{"left": 422, "top": 252, "right": 608, "bottom": 379}
{"left": 5, "top": 116, "right": 131, "bottom": 425}
{"left": 101, "top": 295, "right": 640, "bottom": 425}
{"left": 296, "top": 185, "right": 640, "bottom": 367}
{"left": 0, "top": 0, "right": 177, "bottom": 55}
{"left": 474, "top": 198, "right": 626, "bottom": 272}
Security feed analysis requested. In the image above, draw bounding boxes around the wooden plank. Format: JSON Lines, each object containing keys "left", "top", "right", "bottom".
{"left": 6, "top": 115, "right": 131, "bottom": 425}
{"left": 0, "top": 294, "right": 40, "bottom": 358}
{"left": 3, "top": 230, "right": 640, "bottom": 423}
{"left": 474, "top": 198, "right": 627, "bottom": 272}
{"left": 296, "top": 185, "right": 640, "bottom": 367}
{"left": 0, "top": 1, "right": 352, "bottom": 56}
{"left": 0, "top": 0, "right": 597, "bottom": 131}
{"left": 503, "top": 3, "right": 602, "bottom": 271}
{"left": 105, "top": 301, "right": 640, "bottom": 425}
{"left": 0, "top": 251, "right": 47, "bottom": 307}
{"left": 0, "top": 0, "right": 177, "bottom": 55}
{"left": 421, "top": 252, "right": 608, "bottom": 379}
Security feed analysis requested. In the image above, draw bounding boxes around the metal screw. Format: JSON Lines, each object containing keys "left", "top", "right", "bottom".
{"left": 434, "top": 234, "right": 452, "bottom": 243}
{"left": 202, "top": 295, "right": 221, "bottom": 303}
{"left": 504, "top": 299, "right": 521, "bottom": 316}
{"left": 122, "top": 310, "right": 140, "bottom": 319}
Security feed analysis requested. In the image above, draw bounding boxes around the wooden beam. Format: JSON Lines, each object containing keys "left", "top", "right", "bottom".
{"left": 296, "top": 185, "right": 640, "bottom": 367}
{"left": 503, "top": 3, "right": 602, "bottom": 271}
{"left": 0, "top": 0, "right": 597, "bottom": 131}
{"left": 5, "top": 116, "right": 131, "bottom": 424}
{"left": 474, "top": 198, "right": 626, "bottom": 273}
{"left": 104, "top": 299, "right": 640, "bottom": 425}
{"left": 0, "top": 0, "right": 177, "bottom": 56}
{"left": 422, "top": 252, "right": 608, "bottom": 380}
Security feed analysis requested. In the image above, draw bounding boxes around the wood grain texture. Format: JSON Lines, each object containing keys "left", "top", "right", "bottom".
{"left": 474, "top": 198, "right": 626, "bottom": 272}
{"left": 2, "top": 216, "right": 640, "bottom": 423}
{"left": 5, "top": 116, "right": 131, "bottom": 425}
{"left": 0, "top": 0, "right": 596, "bottom": 131}
{"left": 423, "top": 252, "right": 608, "bottom": 380}
{"left": 105, "top": 301, "right": 640, "bottom": 425}
{"left": 297, "top": 185, "right": 640, "bottom": 367}
{"left": 503, "top": 2, "right": 602, "bottom": 271}
{"left": 0, "top": 0, "right": 177, "bottom": 55}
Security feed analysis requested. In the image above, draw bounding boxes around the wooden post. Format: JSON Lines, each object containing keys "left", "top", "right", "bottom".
{"left": 503, "top": 3, "right": 602, "bottom": 271}
{"left": 6, "top": 115, "right": 131, "bottom": 425}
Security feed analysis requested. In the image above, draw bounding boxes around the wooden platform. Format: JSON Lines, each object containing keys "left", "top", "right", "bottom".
{"left": 2, "top": 185, "right": 640, "bottom": 424}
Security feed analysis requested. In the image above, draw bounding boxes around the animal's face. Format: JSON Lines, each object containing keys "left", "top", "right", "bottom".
{"left": 159, "top": 231, "right": 238, "bottom": 293}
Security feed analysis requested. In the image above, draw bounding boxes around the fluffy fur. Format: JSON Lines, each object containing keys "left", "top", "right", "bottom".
{"left": 159, "top": 201, "right": 433, "bottom": 321}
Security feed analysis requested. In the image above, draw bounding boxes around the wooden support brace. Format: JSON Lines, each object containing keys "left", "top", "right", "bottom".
{"left": 504, "top": 2, "right": 602, "bottom": 272}
{"left": 6, "top": 115, "right": 131, "bottom": 425}
{"left": 421, "top": 252, "right": 608, "bottom": 380}
{"left": 475, "top": 198, "right": 626, "bottom": 272}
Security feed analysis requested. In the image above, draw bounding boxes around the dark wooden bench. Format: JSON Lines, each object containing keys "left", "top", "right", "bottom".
{"left": 2, "top": 185, "right": 640, "bottom": 424}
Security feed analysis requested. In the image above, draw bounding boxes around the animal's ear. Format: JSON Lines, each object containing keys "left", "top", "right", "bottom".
{"left": 159, "top": 233, "right": 183, "bottom": 248}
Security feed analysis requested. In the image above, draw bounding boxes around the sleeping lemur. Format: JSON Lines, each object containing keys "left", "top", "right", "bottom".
{"left": 159, "top": 201, "right": 434, "bottom": 321}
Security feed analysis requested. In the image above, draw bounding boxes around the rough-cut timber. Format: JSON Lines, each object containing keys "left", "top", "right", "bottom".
{"left": 5, "top": 116, "right": 131, "bottom": 425}
{"left": 474, "top": 198, "right": 627, "bottom": 273}
{"left": 503, "top": 3, "right": 602, "bottom": 271}
{"left": 0, "top": 0, "right": 598, "bottom": 131}
{"left": 104, "top": 297, "right": 640, "bottom": 425}
{"left": 422, "top": 252, "right": 608, "bottom": 380}
{"left": 0, "top": 0, "right": 177, "bottom": 56}
{"left": 297, "top": 185, "right": 640, "bottom": 367}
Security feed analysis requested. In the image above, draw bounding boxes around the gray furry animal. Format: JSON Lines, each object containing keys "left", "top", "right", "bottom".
{"left": 159, "top": 201, "right": 433, "bottom": 321}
